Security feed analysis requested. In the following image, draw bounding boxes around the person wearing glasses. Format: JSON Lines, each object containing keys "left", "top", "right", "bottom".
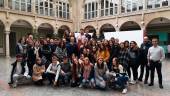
{"left": 147, "top": 38, "right": 165, "bottom": 89}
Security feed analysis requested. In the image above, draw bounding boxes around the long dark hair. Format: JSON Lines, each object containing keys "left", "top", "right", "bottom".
{"left": 97, "top": 59, "right": 104, "bottom": 69}
{"left": 59, "top": 40, "right": 66, "bottom": 49}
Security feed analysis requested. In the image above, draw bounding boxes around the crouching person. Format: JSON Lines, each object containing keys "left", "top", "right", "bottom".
{"left": 46, "top": 55, "right": 61, "bottom": 86}
{"left": 109, "top": 58, "right": 129, "bottom": 94}
{"left": 8, "top": 54, "right": 31, "bottom": 88}
{"left": 94, "top": 57, "right": 109, "bottom": 90}
{"left": 71, "top": 58, "right": 82, "bottom": 87}
{"left": 59, "top": 57, "right": 72, "bottom": 86}
{"left": 32, "top": 57, "right": 46, "bottom": 86}
{"left": 79, "top": 57, "right": 95, "bottom": 88}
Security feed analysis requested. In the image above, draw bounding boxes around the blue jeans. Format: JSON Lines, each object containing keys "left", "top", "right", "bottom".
{"left": 115, "top": 75, "right": 128, "bottom": 89}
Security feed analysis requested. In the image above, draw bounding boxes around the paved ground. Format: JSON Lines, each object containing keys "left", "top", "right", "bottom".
{"left": 0, "top": 57, "right": 170, "bottom": 96}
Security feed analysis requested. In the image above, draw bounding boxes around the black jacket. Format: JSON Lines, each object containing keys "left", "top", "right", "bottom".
{"left": 10, "top": 61, "right": 28, "bottom": 83}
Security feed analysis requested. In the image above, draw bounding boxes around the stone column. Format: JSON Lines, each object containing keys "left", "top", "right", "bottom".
{"left": 118, "top": 0, "right": 122, "bottom": 15}
{"left": 5, "top": 31, "right": 10, "bottom": 58}
{"left": 143, "top": 0, "right": 147, "bottom": 10}
{"left": 97, "top": 1, "right": 101, "bottom": 18}
{"left": 32, "top": 0, "right": 36, "bottom": 14}
{"left": 4, "top": 0, "right": 9, "bottom": 9}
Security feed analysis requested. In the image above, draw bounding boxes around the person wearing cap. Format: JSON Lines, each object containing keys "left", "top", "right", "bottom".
{"left": 8, "top": 54, "right": 31, "bottom": 88}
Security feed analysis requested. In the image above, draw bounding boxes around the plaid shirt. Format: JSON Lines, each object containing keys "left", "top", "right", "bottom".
{"left": 118, "top": 48, "right": 130, "bottom": 69}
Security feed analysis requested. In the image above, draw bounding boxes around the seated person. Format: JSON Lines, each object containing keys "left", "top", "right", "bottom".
{"left": 59, "top": 57, "right": 71, "bottom": 85}
{"left": 32, "top": 57, "right": 46, "bottom": 85}
{"left": 79, "top": 57, "right": 95, "bottom": 88}
{"left": 46, "top": 55, "right": 61, "bottom": 86}
{"left": 8, "top": 54, "right": 31, "bottom": 88}
{"left": 108, "top": 57, "right": 129, "bottom": 94}
{"left": 71, "top": 58, "right": 82, "bottom": 87}
{"left": 94, "top": 57, "right": 109, "bottom": 89}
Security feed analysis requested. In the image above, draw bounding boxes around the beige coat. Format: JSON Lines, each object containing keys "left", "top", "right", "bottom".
{"left": 32, "top": 64, "right": 45, "bottom": 81}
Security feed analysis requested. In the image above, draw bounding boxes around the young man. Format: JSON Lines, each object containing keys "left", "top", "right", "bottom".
{"left": 147, "top": 38, "right": 165, "bottom": 89}
{"left": 8, "top": 54, "right": 31, "bottom": 88}
{"left": 59, "top": 57, "right": 71, "bottom": 85}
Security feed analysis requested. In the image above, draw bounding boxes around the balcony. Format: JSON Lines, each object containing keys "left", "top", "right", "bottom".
{"left": 83, "top": 0, "right": 170, "bottom": 21}
{"left": 0, "top": 0, "right": 72, "bottom": 22}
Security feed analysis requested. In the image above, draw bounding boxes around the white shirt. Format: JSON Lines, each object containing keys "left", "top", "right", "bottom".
{"left": 15, "top": 62, "right": 22, "bottom": 75}
{"left": 167, "top": 45, "right": 170, "bottom": 53}
{"left": 147, "top": 46, "right": 165, "bottom": 62}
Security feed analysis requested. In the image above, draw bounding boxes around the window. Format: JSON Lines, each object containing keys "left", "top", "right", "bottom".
{"left": 27, "top": 0, "right": 31, "bottom": 12}
{"left": 0, "top": 0, "right": 4, "bottom": 7}
{"left": 121, "top": 0, "right": 143, "bottom": 13}
{"left": 162, "top": 0, "right": 169, "bottom": 6}
{"left": 56, "top": 0, "right": 70, "bottom": 19}
{"left": 67, "top": 4, "right": 70, "bottom": 19}
{"left": 12, "top": 0, "right": 31, "bottom": 12}
{"left": 155, "top": 0, "right": 161, "bottom": 8}
{"left": 84, "top": 4, "right": 87, "bottom": 19}
{"left": 147, "top": 0, "right": 153, "bottom": 9}
{"left": 35, "top": 0, "right": 54, "bottom": 16}
{"left": 126, "top": 1, "right": 131, "bottom": 12}
{"left": 121, "top": 0, "right": 125, "bottom": 13}
{"left": 100, "top": 0, "right": 118, "bottom": 17}
{"left": 147, "top": 0, "right": 169, "bottom": 9}
{"left": 84, "top": 1, "right": 98, "bottom": 19}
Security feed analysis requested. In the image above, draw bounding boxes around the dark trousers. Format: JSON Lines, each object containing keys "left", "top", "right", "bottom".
{"left": 127, "top": 63, "right": 139, "bottom": 81}
{"left": 115, "top": 75, "right": 129, "bottom": 89}
{"left": 149, "top": 60, "right": 162, "bottom": 85}
{"left": 138, "top": 60, "right": 150, "bottom": 82}
{"left": 46, "top": 73, "right": 56, "bottom": 84}
{"left": 59, "top": 74, "right": 71, "bottom": 85}
{"left": 168, "top": 53, "right": 170, "bottom": 58}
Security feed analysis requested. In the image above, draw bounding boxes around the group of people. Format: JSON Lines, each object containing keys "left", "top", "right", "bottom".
{"left": 8, "top": 29, "right": 165, "bottom": 94}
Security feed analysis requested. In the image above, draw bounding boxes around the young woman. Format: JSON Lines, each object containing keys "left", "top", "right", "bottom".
{"left": 94, "top": 57, "right": 109, "bottom": 89}
{"left": 90, "top": 46, "right": 97, "bottom": 64}
{"left": 79, "top": 57, "right": 95, "bottom": 88}
{"left": 118, "top": 42, "right": 130, "bottom": 71}
{"left": 54, "top": 40, "right": 67, "bottom": 62}
{"left": 108, "top": 58, "right": 129, "bottom": 94}
{"left": 96, "top": 43, "right": 110, "bottom": 63}
{"left": 46, "top": 55, "right": 61, "bottom": 86}
{"left": 128, "top": 41, "right": 140, "bottom": 84}
{"left": 71, "top": 58, "right": 82, "bottom": 87}
{"left": 32, "top": 57, "right": 46, "bottom": 85}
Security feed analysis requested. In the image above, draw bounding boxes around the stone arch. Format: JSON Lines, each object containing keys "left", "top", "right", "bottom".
{"left": 10, "top": 19, "right": 33, "bottom": 56}
{"left": 84, "top": 25, "right": 96, "bottom": 33}
{"left": 146, "top": 17, "right": 170, "bottom": 45}
{"left": 120, "top": 21, "right": 141, "bottom": 31}
{"left": 38, "top": 23, "right": 54, "bottom": 38}
{"left": 58, "top": 25, "right": 71, "bottom": 38}
{"left": 100, "top": 23, "right": 116, "bottom": 33}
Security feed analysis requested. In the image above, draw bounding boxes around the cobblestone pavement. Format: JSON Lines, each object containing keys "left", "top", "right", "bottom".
{"left": 0, "top": 57, "right": 170, "bottom": 96}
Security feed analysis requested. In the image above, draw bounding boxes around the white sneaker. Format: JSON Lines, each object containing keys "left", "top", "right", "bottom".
{"left": 122, "top": 88, "right": 127, "bottom": 94}
{"left": 129, "top": 80, "right": 136, "bottom": 85}
{"left": 79, "top": 84, "right": 83, "bottom": 88}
